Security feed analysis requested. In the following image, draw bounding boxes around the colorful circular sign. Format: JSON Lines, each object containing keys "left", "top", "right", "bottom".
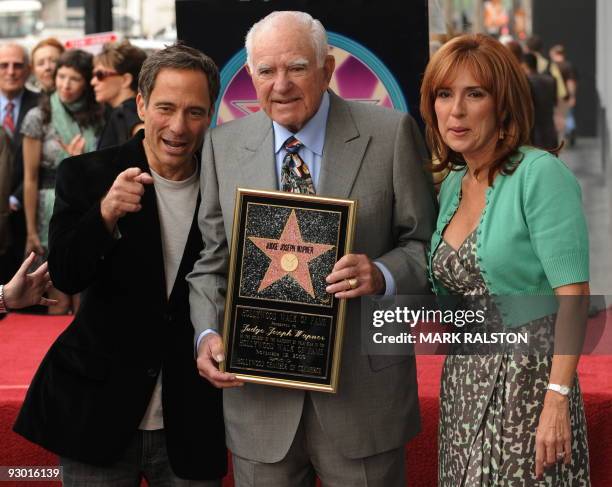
{"left": 214, "top": 31, "right": 407, "bottom": 127}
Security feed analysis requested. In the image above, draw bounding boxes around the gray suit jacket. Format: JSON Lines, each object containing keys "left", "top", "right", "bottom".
{"left": 188, "top": 92, "right": 436, "bottom": 462}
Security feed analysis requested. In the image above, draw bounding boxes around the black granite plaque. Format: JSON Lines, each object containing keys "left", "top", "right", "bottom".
{"left": 221, "top": 189, "right": 356, "bottom": 392}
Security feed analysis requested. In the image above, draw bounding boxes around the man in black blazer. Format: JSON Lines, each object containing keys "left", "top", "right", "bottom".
{"left": 14, "top": 44, "right": 226, "bottom": 486}
{"left": 0, "top": 43, "right": 39, "bottom": 283}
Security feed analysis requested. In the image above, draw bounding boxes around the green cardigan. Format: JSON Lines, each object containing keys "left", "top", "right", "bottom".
{"left": 428, "top": 146, "right": 589, "bottom": 327}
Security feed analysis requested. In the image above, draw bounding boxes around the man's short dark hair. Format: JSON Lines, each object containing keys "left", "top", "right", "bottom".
{"left": 526, "top": 35, "right": 542, "bottom": 53}
{"left": 523, "top": 52, "right": 538, "bottom": 72}
{"left": 138, "top": 43, "right": 220, "bottom": 109}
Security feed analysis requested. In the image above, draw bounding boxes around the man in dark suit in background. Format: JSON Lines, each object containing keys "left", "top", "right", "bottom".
{"left": 0, "top": 43, "right": 39, "bottom": 283}
{"left": 14, "top": 44, "right": 226, "bottom": 486}
{"left": 522, "top": 52, "right": 558, "bottom": 150}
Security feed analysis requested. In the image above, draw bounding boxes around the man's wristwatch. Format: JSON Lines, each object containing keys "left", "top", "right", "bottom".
{"left": 0, "top": 285, "right": 7, "bottom": 313}
{"left": 547, "top": 383, "right": 570, "bottom": 396}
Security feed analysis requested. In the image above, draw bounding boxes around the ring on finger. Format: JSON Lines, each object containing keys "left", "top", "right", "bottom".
{"left": 557, "top": 452, "right": 565, "bottom": 459}
{"left": 347, "top": 277, "right": 358, "bottom": 290}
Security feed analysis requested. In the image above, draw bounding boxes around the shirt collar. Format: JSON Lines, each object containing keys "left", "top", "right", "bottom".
{"left": 0, "top": 89, "right": 24, "bottom": 112}
{"left": 273, "top": 91, "right": 330, "bottom": 156}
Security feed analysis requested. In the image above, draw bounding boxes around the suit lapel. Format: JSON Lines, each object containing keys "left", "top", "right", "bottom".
{"left": 238, "top": 110, "right": 278, "bottom": 190}
{"left": 317, "top": 93, "right": 370, "bottom": 198}
{"left": 16, "top": 89, "right": 37, "bottom": 132}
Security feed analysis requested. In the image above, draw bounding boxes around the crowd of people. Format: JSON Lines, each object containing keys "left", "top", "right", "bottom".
{"left": 502, "top": 35, "right": 579, "bottom": 150}
{"left": 0, "top": 39, "right": 147, "bottom": 307}
{"left": 0, "top": 9, "right": 591, "bottom": 487}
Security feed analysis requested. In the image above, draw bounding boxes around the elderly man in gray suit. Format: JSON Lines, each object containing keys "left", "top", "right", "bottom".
{"left": 188, "top": 10, "right": 436, "bottom": 487}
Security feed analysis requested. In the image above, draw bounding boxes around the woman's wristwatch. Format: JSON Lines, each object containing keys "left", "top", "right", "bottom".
{"left": 547, "top": 383, "right": 570, "bottom": 396}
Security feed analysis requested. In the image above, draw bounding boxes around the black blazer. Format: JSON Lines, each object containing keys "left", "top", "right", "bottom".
{"left": 14, "top": 132, "right": 227, "bottom": 480}
{"left": 97, "top": 97, "right": 142, "bottom": 150}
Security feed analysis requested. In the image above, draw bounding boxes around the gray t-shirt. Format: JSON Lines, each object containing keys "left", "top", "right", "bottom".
{"left": 139, "top": 164, "right": 199, "bottom": 431}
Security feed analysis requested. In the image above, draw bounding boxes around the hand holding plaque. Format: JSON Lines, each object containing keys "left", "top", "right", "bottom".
{"left": 196, "top": 333, "right": 244, "bottom": 388}
{"left": 221, "top": 189, "right": 356, "bottom": 392}
{"left": 325, "top": 253, "right": 386, "bottom": 298}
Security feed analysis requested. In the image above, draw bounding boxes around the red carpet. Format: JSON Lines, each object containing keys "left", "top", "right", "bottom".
{"left": 1, "top": 313, "right": 611, "bottom": 486}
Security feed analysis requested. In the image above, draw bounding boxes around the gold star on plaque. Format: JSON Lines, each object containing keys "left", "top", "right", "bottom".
{"left": 248, "top": 210, "right": 335, "bottom": 298}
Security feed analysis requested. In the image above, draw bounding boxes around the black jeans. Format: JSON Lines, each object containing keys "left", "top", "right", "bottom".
{"left": 61, "top": 429, "right": 221, "bottom": 487}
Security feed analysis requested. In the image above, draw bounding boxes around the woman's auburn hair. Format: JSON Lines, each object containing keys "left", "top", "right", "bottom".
{"left": 31, "top": 37, "right": 65, "bottom": 62}
{"left": 420, "top": 34, "right": 536, "bottom": 185}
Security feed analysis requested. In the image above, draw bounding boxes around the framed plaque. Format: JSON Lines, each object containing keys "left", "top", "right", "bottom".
{"left": 221, "top": 188, "right": 356, "bottom": 393}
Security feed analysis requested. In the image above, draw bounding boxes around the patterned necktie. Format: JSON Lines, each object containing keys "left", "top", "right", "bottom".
{"left": 3, "top": 101, "right": 14, "bottom": 139}
{"left": 280, "top": 136, "right": 316, "bottom": 195}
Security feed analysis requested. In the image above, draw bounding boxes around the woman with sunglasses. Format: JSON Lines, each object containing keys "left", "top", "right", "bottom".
{"left": 92, "top": 40, "right": 147, "bottom": 149}
{"left": 21, "top": 49, "right": 104, "bottom": 314}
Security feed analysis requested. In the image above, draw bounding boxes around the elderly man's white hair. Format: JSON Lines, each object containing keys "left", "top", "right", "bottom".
{"left": 245, "top": 11, "right": 329, "bottom": 70}
{"left": 0, "top": 43, "right": 29, "bottom": 67}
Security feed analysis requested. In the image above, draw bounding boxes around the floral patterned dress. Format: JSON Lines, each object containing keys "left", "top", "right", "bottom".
{"left": 431, "top": 229, "right": 590, "bottom": 486}
{"left": 21, "top": 107, "right": 66, "bottom": 258}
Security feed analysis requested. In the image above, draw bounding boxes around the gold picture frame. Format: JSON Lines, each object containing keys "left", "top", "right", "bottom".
{"left": 220, "top": 188, "right": 356, "bottom": 393}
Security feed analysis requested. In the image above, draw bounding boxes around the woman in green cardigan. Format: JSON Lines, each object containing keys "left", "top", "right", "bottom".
{"left": 420, "top": 34, "right": 590, "bottom": 485}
